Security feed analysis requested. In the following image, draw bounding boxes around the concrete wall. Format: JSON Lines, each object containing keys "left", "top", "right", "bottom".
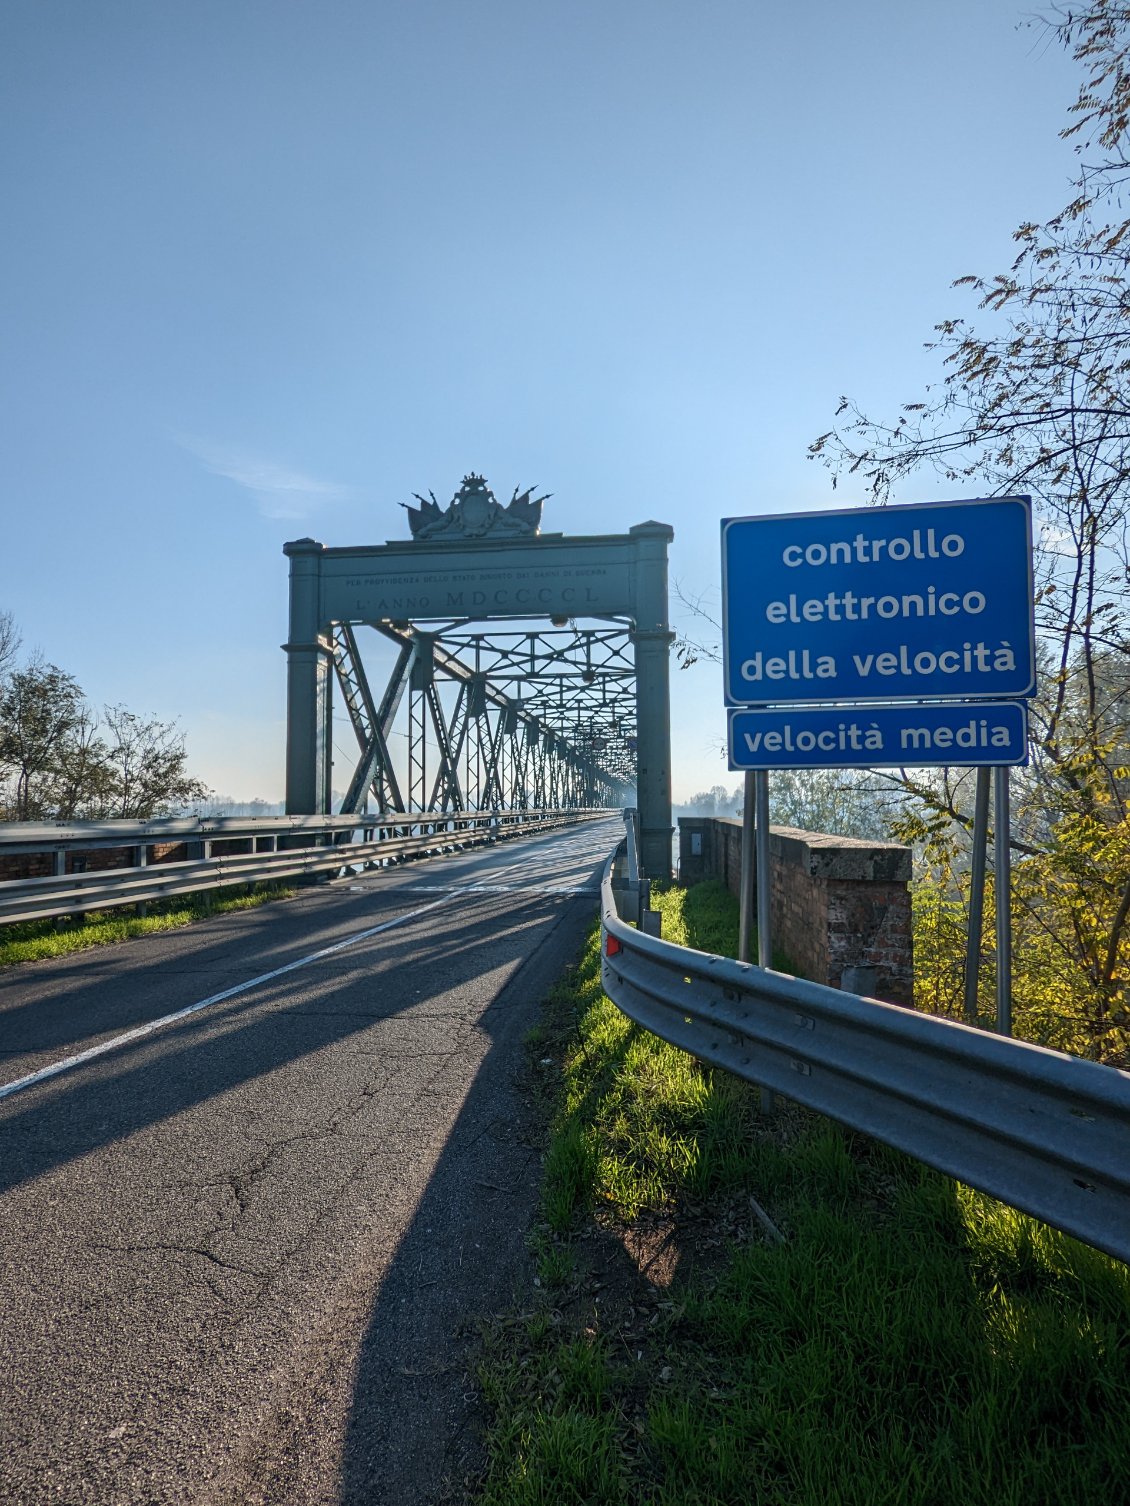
{"left": 677, "top": 816, "right": 913, "bottom": 1006}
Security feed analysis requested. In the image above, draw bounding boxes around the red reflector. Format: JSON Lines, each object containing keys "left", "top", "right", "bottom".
{"left": 605, "top": 932, "right": 622, "bottom": 957}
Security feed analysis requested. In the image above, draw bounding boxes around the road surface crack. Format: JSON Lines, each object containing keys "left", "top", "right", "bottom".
{"left": 92, "top": 1240, "right": 267, "bottom": 1279}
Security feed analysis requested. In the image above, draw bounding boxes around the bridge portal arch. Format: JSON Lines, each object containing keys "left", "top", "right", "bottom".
{"left": 282, "top": 476, "right": 674, "bottom": 876}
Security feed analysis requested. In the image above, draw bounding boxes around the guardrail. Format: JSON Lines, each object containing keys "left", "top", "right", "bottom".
{"left": 600, "top": 850, "right": 1130, "bottom": 1266}
{"left": 0, "top": 809, "right": 612, "bottom": 926}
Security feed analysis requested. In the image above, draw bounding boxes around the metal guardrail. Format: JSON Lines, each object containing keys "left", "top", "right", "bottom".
{"left": 600, "top": 852, "right": 1130, "bottom": 1266}
{"left": 0, "top": 809, "right": 611, "bottom": 926}
{"left": 0, "top": 811, "right": 376, "bottom": 856}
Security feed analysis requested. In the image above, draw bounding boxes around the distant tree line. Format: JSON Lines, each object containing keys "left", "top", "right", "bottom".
{"left": 676, "top": 783, "right": 744, "bottom": 821}
{"left": 0, "top": 609, "right": 209, "bottom": 821}
{"left": 181, "top": 795, "right": 286, "bottom": 819}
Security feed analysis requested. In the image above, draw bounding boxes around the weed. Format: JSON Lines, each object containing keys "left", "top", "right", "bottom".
{"left": 535, "top": 1243, "right": 576, "bottom": 1291}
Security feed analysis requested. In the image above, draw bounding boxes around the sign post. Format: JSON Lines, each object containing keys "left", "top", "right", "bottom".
{"left": 738, "top": 770, "right": 755, "bottom": 965}
{"left": 963, "top": 767, "right": 992, "bottom": 1023}
{"left": 994, "top": 766, "right": 1013, "bottom": 1035}
{"left": 754, "top": 769, "right": 775, "bottom": 1112}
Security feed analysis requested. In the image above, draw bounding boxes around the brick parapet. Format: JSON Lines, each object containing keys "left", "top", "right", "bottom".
{"left": 677, "top": 816, "right": 913, "bottom": 1005}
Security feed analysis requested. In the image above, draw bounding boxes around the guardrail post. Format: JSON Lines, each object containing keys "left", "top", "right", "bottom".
{"left": 53, "top": 848, "right": 69, "bottom": 930}
{"left": 135, "top": 843, "right": 148, "bottom": 918}
{"left": 841, "top": 964, "right": 878, "bottom": 995}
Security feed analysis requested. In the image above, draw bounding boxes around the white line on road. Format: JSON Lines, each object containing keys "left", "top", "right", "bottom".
{"left": 0, "top": 892, "right": 459, "bottom": 1105}
{"left": 398, "top": 884, "right": 599, "bottom": 895}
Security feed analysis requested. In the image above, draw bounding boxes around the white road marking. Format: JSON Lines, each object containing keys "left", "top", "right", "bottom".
{"left": 0, "top": 892, "right": 458, "bottom": 1104}
{"left": 403, "top": 884, "right": 598, "bottom": 895}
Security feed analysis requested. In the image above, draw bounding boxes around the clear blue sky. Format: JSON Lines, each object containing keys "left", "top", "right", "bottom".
{"left": 0, "top": 0, "right": 1081, "bottom": 803}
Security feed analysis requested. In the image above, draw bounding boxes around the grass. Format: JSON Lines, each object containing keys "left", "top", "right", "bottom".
{"left": 473, "top": 882, "right": 1130, "bottom": 1505}
{"left": 0, "top": 882, "right": 296, "bottom": 967}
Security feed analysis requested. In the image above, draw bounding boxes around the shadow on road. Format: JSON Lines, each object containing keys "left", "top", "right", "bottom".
{"left": 331, "top": 892, "right": 596, "bottom": 1506}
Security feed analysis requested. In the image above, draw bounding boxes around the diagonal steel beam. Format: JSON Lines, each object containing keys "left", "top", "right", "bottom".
{"left": 426, "top": 682, "right": 467, "bottom": 812}
{"left": 333, "top": 625, "right": 408, "bottom": 813}
{"left": 479, "top": 709, "right": 508, "bottom": 809}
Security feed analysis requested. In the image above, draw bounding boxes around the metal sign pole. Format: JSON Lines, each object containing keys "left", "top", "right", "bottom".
{"left": 963, "top": 766, "right": 991, "bottom": 1023}
{"left": 738, "top": 770, "right": 756, "bottom": 964}
{"left": 994, "top": 765, "right": 1013, "bottom": 1035}
{"left": 755, "top": 770, "right": 771, "bottom": 968}
{"left": 754, "top": 769, "right": 776, "bottom": 1114}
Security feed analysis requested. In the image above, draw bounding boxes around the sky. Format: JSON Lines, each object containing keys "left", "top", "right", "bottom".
{"left": 0, "top": 0, "right": 1085, "bottom": 805}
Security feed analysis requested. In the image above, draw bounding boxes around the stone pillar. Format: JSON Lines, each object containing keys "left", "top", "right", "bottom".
{"left": 629, "top": 521, "right": 675, "bottom": 879}
{"left": 283, "top": 538, "right": 332, "bottom": 815}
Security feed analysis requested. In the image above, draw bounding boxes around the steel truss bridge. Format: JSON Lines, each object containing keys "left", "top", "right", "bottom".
{"left": 283, "top": 483, "right": 675, "bottom": 874}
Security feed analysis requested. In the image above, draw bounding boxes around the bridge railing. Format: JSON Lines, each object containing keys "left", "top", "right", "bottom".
{"left": 0, "top": 809, "right": 613, "bottom": 926}
{"left": 601, "top": 850, "right": 1130, "bottom": 1266}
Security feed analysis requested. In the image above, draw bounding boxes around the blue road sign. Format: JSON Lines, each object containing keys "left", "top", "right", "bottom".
{"left": 728, "top": 701, "right": 1029, "bottom": 771}
{"left": 722, "top": 496, "right": 1035, "bottom": 706}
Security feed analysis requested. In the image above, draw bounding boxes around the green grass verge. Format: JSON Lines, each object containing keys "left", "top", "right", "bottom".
{"left": 475, "top": 882, "right": 1130, "bottom": 1505}
{"left": 0, "top": 883, "right": 296, "bottom": 967}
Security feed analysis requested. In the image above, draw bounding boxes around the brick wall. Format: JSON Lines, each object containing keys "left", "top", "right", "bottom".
{"left": 677, "top": 816, "right": 913, "bottom": 1006}
{"left": 0, "top": 843, "right": 188, "bottom": 883}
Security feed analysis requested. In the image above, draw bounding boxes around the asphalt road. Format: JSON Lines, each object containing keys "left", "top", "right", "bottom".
{"left": 0, "top": 814, "right": 623, "bottom": 1506}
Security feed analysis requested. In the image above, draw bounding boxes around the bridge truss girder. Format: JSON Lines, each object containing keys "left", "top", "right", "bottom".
{"left": 330, "top": 622, "right": 636, "bottom": 816}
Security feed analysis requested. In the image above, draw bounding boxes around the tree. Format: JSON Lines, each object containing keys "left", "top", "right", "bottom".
{"left": 768, "top": 768, "right": 901, "bottom": 841}
{"left": 95, "top": 705, "right": 207, "bottom": 819}
{"left": 0, "top": 610, "right": 20, "bottom": 684}
{"left": 808, "top": 2, "right": 1130, "bottom": 1062}
{"left": 44, "top": 702, "right": 110, "bottom": 820}
{"left": 0, "top": 659, "right": 88, "bottom": 821}
{"left": 0, "top": 615, "right": 210, "bottom": 822}
{"left": 680, "top": 784, "right": 744, "bottom": 819}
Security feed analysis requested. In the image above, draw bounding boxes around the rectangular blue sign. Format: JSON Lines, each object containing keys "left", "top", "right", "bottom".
{"left": 722, "top": 496, "right": 1035, "bottom": 706}
{"left": 728, "top": 701, "right": 1029, "bottom": 771}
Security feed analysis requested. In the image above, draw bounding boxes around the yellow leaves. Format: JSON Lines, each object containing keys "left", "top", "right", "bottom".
{"left": 907, "top": 768, "right": 1130, "bottom": 1064}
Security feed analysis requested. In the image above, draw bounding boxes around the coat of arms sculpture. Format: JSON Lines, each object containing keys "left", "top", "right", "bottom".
{"left": 401, "top": 474, "right": 550, "bottom": 541}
